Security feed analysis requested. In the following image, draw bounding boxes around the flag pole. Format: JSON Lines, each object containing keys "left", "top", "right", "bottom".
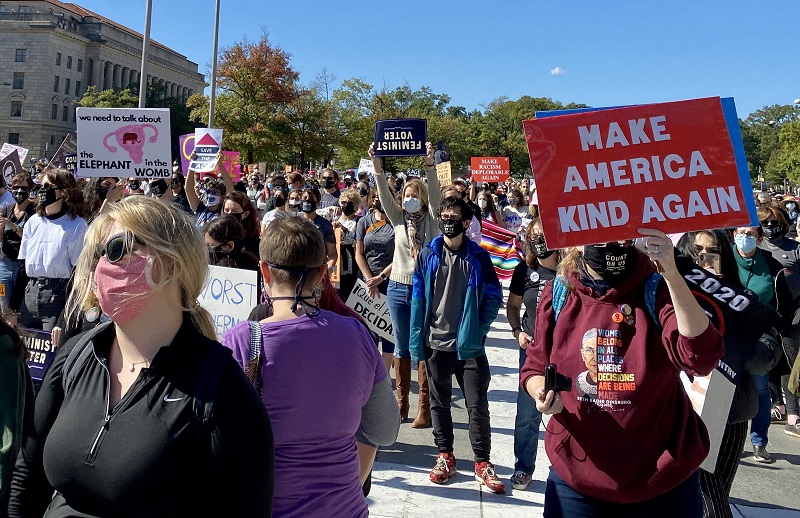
{"left": 138, "top": 0, "right": 152, "bottom": 108}
{"left": 208, "top": 0, "right": 221, "bottom": 127}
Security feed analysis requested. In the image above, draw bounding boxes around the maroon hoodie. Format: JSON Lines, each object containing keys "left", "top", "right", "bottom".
{"left": 520, "top": 252, "right": 723, "bottom": 503}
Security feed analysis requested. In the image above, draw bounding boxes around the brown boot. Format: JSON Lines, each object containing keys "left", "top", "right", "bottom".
{"left": 394, "top": 357, "right": 411, "bottom": 421}
{"left": 412, "top": 361, "right": 432, "bottom": 428}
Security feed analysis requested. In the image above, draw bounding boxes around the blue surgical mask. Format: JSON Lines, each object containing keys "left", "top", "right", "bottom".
{"left": 734, "top": 233, "right": 757, "bottom": 254}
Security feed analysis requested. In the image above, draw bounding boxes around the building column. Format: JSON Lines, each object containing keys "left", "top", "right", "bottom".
{"left": 121, "top": 67, "right": 130, "bottom": 88}
{"left": 182, "top": 87, "right": 188, "bottom": 102}
{"left": 112, "top": 64, "right": 121, "bottom": 89}
{"left": 164, "top": 81, "right": 171, "bottom": 98}
{"left": 91, "top": 59, "right": 103, "bottom": 87}
{"left": 158, "top": 79, "right": 165, "bottom": 99}
{"left": 103, "top": 61, "right": 113, "bottom": 90}
{"left": 130, "top": 70, "right": 138, "bottom": 88}
{"left": 170, "top": 83, "right": 177, "bottom": 98}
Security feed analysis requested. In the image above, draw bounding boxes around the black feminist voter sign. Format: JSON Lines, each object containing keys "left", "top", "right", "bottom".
{"left": 373, "top": 119, "right": 427, "bottom": 157}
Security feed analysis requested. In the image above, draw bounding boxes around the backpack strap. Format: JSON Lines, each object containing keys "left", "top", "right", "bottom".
{"left": 644, "top": 272, "right": 663, "bottom": 329}
{"left": 193, "top": 344, "right": 232, "bottom": 439}
{"left": 62, "top": 322, "right": 114, "bottom": 394}
{"left": 552, "top": 276, "right": 569, "bottom": 322}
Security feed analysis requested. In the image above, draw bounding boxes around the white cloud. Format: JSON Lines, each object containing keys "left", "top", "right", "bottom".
{"left": 550, "top": 66, "right": 567, "bottom": 76}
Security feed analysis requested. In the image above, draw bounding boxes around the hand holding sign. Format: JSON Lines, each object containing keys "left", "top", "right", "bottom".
{"left": 637, "top": 228, "right": 676, "bottom": 275}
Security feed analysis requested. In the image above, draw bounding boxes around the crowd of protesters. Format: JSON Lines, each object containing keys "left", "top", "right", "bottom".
{"left": 0, "top": 143, "right": 798, "bottom": 518}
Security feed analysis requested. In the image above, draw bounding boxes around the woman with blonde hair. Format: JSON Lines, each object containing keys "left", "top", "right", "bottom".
{"left": 369, "top": 142, "right": 441, "bottom": 428}
{"left": 8, "top": 196, "right": 274, "bottom": 518}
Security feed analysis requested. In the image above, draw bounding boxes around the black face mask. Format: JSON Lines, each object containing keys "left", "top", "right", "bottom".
{"left": 274, "top": 196, "right": 286, "bottom": 208}
{"left": 12, "top": 189, "right": 28, "bottom": 204}
{"left": 373, "top": 199, "right": 384, "bottom": 213}
{"left": 341, "top": 201, "right": 356, "bottom": 216}
{"left": 344, "top": 180, "right": 353, "bottom": 188}
{"left": 37, "top": 186, "right": 60, "bottom": 207}
{"left": 762, "top": 222, "right": 783, "bottom": 242}
{"left": 532, "top": 236, "right": 555, "bottom": 259}
{"left": 149, "top": 179, "right": 167, "bottom": 197}
{"left": 129, "top": 180, "right": 141, "bottom": 191}
{"left": 208, "top": 244, "right": 229, "bottom": 264}
{"left": 395, "top": 180, "right": 404, "bottom": 191}
{"left": 323, "top": 178, "right": 336, "bottom": 189}
{"left": 439, "top": 218, "right": 465, "bottom": 238}
{"left": 301, "top": 200, "right": 316, "bottom": 213}
{"left": 359, "top": 188, "right": 368, "bottom": 197}
{"left": 228, "top": 212, "right": 244, "bottom": 222}
{"left": 171, "top": 180, "right": 181, "bottom": 191}
{"left": 583, "top": 243, "right": 636, "bottom": 284}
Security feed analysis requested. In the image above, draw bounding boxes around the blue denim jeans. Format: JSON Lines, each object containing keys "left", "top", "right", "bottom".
{"left": 545, "top": 468, "right": 702, "bottom": 517}
{"left": 750, "top": 373, "right": 771, "bottom": 447}
{"left": 386, "top": 280, "right": 412, "bottom": 359}
{"left": 514, "top": 346, "right": 542, "bottom": 474}
{"left": 0, "top": 259, "right": 20, "bottom": 307}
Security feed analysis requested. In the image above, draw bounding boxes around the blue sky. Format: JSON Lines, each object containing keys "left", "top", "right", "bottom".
{"left": 77, "top": 0, "right": 798, "bottom": 118}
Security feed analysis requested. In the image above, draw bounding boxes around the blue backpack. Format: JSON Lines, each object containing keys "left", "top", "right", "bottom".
{"left": 551, "top": 273, "right": 663, "bottom": 329}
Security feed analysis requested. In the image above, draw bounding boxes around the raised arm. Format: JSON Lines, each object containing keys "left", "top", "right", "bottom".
{"left": 423, "top": 142, "right": 442, "bottom": 214}
{"left": 369, "top": 144, "right": 402, "bottom": 225}
{"left": 184, "top": 156, "right": 201, "bottom": 213}
{"left": 216, "top": 152, "right": 236, "bottom": 196}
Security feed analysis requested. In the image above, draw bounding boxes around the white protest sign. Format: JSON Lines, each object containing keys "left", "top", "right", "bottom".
{"left": 680, "top": 369, "right": 736, "bottom": 472}
{"left": 76, "top": 107, "right": 172, "bottom": 178}
{"left": 358, "top": 158, "right": 375, "bottom": 177}
{"left": 190, "top": 128, "right": 223, "bottom": 173}
{"left": 198, "top": 265, "right": 259, "bottom": 339}
{"left": 345, "top": 279, "right": 393, "bottom": 342}
{"left": 1, "top": 143, "right": 29, "bottom": 163}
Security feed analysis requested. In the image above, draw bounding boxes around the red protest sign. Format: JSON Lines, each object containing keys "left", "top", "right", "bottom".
{"left": 471, "top": 157, "right": 510, "bottom": 182}
{"left": 523, "top": 97, "right": 756, "bottom": 249}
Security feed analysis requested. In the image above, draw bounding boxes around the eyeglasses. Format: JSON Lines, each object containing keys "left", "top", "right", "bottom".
{"left": 581, "top": 347, "right": 596, "bottom": 355}
{"left": 440, "top": 216, "right": 463, "bottom": 223}
{"left": 40, "top": 183, "right": 59, "bottom": 190}
{"left": 735, "top": 231, "right": 759, "bottom": 238}
{"left": 99, "top": 232, "right": 145, "bottom": 263}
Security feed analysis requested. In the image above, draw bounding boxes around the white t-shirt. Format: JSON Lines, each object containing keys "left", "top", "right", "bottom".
{"left": 19, "top": 213, "right": 88, "bottom": 278}
{"left": 0, "top": 190, "right": 14, "bottom": 211}
{"left": 261, "top": 209, "right": 289, "bottom": 233}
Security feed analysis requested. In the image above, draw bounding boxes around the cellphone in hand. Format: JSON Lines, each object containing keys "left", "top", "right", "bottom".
{"left": 544, "top": 363, "right": 572, "bottom": 394}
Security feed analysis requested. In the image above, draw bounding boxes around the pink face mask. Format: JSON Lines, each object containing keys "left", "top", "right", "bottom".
{"left": 93, "top": 255, "right": 155, "bottom": 324}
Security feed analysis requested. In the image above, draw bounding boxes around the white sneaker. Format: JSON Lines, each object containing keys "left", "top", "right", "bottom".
{"left": 510, "top": 470, "right": 531, "bottom": 490}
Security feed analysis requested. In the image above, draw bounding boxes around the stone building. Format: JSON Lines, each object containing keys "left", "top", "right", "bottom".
{"left": 0, "top": 0, "right": 205, "bottom": 160}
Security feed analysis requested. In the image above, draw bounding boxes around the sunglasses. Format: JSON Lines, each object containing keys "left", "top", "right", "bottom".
{"left": 99, "top": 232, "right": 145, "bottom": 263}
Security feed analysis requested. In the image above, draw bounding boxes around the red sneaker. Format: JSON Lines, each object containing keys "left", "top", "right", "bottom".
{"left": 429, "top": 453, "right": 457, "bottom": 484}
{"left": 475, "top": 461, "right": 506, "bottom": 494}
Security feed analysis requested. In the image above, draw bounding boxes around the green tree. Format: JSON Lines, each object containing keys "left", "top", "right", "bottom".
{"left": 190, "top": 32, "right": 300, "bottom": 164}
{"left": 741, "top": 104, "right": 800, "bottom": 183}
{"left": 77, "top": 85, "right": 138, "bottom": 108}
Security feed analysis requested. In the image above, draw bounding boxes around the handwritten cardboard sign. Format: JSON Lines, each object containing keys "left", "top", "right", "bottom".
{"left": 0, "top": 143, "right": 29, "bottom": 164}
{"left": 359, "top": 158, "right": 375, "bottom": 178}
{"left": 523, "top": 97, "right": 757, "bottom": 249}
{"left": 436, "top": 161, "right": 453, "bottom": 187}
{"left": 199, "top": 265, "right": 259, "bottom": 339}
{"left": 373, "top": 118, "right": 427, "bottom": 157}
{"left": 471, "top": 157, "right": 510, "bottom": 183}
{"left": 76, "top": 108, "right": 172, "bottom": 178}
{"left": 345, "top": 279, "right": 394, "bottom": 342}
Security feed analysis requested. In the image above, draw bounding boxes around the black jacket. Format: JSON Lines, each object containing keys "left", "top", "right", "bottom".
{"left": 8, "top": 318, "right": 274, "bottom": 518}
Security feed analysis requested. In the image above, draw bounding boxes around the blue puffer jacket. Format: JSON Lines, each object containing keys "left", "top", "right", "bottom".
{"left": 410, "top": 235, "right": 502, "bottom": 361}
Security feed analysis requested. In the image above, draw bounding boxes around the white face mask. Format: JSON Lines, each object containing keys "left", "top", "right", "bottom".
{"left": 478, "top": 199, "right": 488, "bottom": 209}
{"left": 403, "top": 196, "right": 421, "bottom": 214}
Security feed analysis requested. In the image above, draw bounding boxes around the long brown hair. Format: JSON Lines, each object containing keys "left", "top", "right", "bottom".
{"left": 223, "top": 191, "right": 260, "bottom": 239}
{"left": 36, "top": 169, "right": 84, "bottom": 218}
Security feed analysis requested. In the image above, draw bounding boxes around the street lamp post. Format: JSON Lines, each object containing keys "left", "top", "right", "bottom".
{"left": 208, "top": 0, "right": 221, "bottom": 128}
{"left": 138, "top": 0, "right": 152, "bottom": 109}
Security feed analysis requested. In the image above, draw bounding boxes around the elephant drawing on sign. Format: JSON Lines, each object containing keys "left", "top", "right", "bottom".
{"left": 122, "top": 132, "right": 140, "bottom": 145}
{"left": 103, "top": 123, "right": 159, "bottom": 164}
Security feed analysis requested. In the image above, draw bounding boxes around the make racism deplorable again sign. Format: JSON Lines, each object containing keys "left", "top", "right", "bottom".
{"left": 76, "top": 108, "right": 172, "bottom": 179}
{"left": 523, "top": 97, "right": 757, "bottom": 249}
{"left": 373, "top": 119, "right": 427, "bottom": 157}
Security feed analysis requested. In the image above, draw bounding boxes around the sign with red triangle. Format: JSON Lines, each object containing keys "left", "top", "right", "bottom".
{"left": 189, "top": 128, "right": 223, "bottom": 173}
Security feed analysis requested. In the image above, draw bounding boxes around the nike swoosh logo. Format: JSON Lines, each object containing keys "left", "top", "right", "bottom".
{"left": 163, "top": 395, "right": 184, "bottom": 402}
